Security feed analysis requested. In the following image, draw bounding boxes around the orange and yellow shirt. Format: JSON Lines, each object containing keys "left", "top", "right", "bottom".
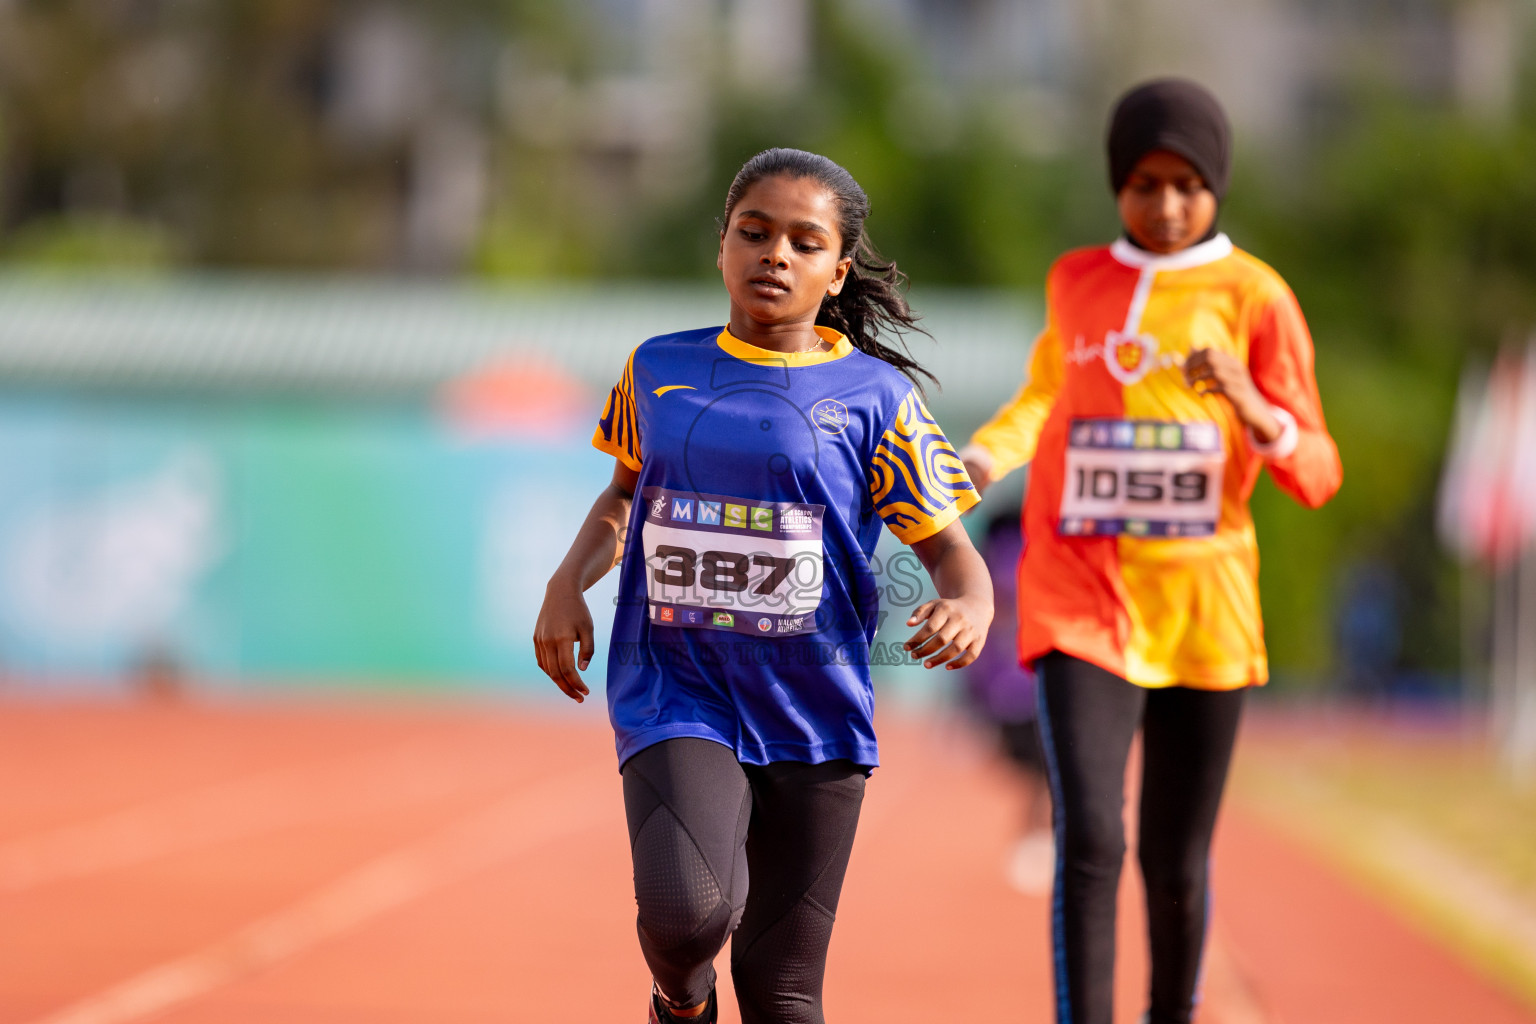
{"left": 967, "top": 234, "right": 1341, "bottom": 689}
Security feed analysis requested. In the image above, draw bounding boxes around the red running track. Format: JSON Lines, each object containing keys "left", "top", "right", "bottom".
{"left": 0, "top": 698, "right": 1529, "bottom": 1023}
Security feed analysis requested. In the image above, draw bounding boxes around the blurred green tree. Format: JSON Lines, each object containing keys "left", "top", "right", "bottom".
{"left": 1220, "top": 81, "right": 1536, "bottom": 686}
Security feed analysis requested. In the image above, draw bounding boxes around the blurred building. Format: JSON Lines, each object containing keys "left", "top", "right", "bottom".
{"left": 1, "top": 0, "right": 1527, "bottom": 274}
{"left": 887, "top": 0, "right": 1527, "bottom": 144}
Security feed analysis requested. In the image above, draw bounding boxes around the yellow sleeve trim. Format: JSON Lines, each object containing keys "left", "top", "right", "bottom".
{"left": 887, "top": 487, "right": 979, "bottom": 545}
{"left": 591, "top": 427, "right": 643, "bottom": 471}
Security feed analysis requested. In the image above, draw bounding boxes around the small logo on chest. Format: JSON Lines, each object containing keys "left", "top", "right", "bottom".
{"left": 810, "top": 398, "right": 849, "bottom": 434}
{"left": 1103, "top": 330, "right": 1160, "bottom": 385}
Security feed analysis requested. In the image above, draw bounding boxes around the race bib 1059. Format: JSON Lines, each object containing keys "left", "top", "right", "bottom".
{"left": 640, "top": 487, "right": 825, "bottom": 636}
{"left": 1058, "top": 419, "right": 1225, "bottom": 538}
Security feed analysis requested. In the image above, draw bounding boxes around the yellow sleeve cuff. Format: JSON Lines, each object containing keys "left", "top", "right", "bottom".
{"left": 591, "top": 428, "right": 643, "bottom": 471}
{"left": 887, "top": 487, "right": 980, "bottom": 544}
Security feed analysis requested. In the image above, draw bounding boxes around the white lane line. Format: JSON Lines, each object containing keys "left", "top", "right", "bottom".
{"left": 0, "top": 734, "right": 513, "bottom": 892}
{"left": 24, "top": 764, "right": 614, "bottom": 1024}
{"left": 1203, "top": 921, "right": 1279, "bottom": 1024}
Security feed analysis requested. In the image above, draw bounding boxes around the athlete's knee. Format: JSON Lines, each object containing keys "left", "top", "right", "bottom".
{"left": 734, "top": 985, "right": 819, "bottom": 1024}
{"left": 1138, "top": 846, "right": 1208, "bottom": 902}
{"left": 731, "top": 905, "right": 834, "bottom": 1024}
{"left": 637, "top": 897, "right": 738, "bottom": 967}
{"left": 632, "top": 807, "right": 742, "bottom": 959}
{"left": 734, "top": 964, "right": 819, "bottom": 1024}
{"left": 733, "top": 968, "right": 822, "bottom": 1024}
{"left": 1060, "top": 806, "right": 1126, "bottom": 876}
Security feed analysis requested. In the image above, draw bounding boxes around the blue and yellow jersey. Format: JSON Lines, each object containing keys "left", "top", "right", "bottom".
{"left": 593, "top": 324, "right": 977, "bottom": 768}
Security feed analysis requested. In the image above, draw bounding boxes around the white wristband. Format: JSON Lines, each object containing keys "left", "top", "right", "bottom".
{"left": 1248, "top": 405, "right": 1299, "bottom": 460}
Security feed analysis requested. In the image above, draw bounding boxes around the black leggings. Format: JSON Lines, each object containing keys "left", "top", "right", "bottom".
{"left": 1036, "top": 652, "right": 1246, "bottom": 1024}
{"left": 621, "top": 738, "right": 865, "bottom": 1024}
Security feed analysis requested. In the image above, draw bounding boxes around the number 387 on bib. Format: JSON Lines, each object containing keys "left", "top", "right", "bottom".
{"left": 639, "top": 486, "right": 825, "bottom": 636}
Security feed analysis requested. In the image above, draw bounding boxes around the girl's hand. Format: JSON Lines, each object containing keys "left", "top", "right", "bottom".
{"left": 1183, "top": 348, "right": 1282, "bottom": 444}
{"left": 906, "top": 519, "right": 993, "bottom": 670}
{"left": 903, "top": 595, "right": 990, "bottom": 671}
{"left": 534, "top": 579, "right": 594, "bottom": 702}
{"left": 530, "top": 462, "right": 637, "bottom": 704}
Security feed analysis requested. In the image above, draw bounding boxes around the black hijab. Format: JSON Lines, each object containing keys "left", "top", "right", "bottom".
{"left": 1107, "top": 79, "right": 1231, "bottom": 201}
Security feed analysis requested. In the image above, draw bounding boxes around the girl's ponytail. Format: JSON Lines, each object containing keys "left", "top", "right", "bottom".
{"left": 815, "top": 230, "right": 934, "bottom": 390}
{"left": 723, "top": 148, "right": 935, "bottom": 391}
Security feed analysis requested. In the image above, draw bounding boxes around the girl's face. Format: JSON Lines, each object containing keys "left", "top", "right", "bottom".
{"left": 718, "top": 174, "right": 852, "bottom": 330}
{"left": 1116, "top": 150, "right": 1218, "bottom": 253}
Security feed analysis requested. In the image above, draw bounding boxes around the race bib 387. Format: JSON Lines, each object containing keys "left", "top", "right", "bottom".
{"left": 1058, "top": 419, "right": 1225, "bottom": 538}
{"left": 640, "top": 487, "right": 825, "bottom": 636}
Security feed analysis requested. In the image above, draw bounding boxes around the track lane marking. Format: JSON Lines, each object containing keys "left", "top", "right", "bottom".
{"left": 1202, "top": 920, "right": 1279, "bottom": 1024}
{"left": 23, "top": 764, "right": 614, "bottom": 1024}
{"left": 0, "top": 733, "right": 523, "bottom": 892}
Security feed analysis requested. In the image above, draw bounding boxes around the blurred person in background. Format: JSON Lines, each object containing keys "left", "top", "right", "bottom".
{"left": 534, "top": 148, "right": 990, "bottom": 1024}
{"left": 962, "top": 509, "right": 1053, "bottom": 894}
{"left": 1334, "top": 557, "right": 1404, "bottom": 698}
{"left": 959, "top": 80, "right": 1342, "bottom": 1024}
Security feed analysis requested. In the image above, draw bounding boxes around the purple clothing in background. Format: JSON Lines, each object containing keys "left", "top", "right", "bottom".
{"left": 963, "top": 521, "right": 1038, "bottom": 723}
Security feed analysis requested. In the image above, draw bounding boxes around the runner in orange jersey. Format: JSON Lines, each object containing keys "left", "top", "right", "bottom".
{"left": 960, "top": 79, "right": 1341, "bottom": 1024}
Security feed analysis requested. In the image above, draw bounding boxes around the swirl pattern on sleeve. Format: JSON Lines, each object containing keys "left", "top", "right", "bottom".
{"left": 869, "top": 391, "right": 979, "bottom": 543}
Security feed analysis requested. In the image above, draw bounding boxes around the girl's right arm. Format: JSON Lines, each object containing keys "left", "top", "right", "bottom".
{"left": 533, "top": 461, "right": 641, "bottom": 703}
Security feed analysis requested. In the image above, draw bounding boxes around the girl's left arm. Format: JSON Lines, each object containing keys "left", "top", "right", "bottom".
{"left": 1242, "top": 284, "right": 1343, "bottom": 508}
{"left": 904, "top": 519, "right": 994, "bottom": 670}
{"left": 1183, "top": 282, "right": 1342, "bottom": 509}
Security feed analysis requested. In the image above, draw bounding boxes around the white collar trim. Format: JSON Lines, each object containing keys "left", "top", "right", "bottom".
{"left": 1110, "top": 233, "right": 1233, "bottom": 271}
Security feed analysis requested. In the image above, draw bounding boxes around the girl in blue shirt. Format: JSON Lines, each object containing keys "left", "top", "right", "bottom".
{"left": 534, "top": 148, "right": 991, "bottom": 1024}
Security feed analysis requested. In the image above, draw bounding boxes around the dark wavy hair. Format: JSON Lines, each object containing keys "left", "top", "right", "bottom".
{"left": 721, "top": 148, "right": 935, "bottom": 389}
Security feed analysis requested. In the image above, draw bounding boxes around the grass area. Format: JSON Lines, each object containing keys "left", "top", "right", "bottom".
{"left": 1230, "top": 708, "right": 1536, "bottom": 1010}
